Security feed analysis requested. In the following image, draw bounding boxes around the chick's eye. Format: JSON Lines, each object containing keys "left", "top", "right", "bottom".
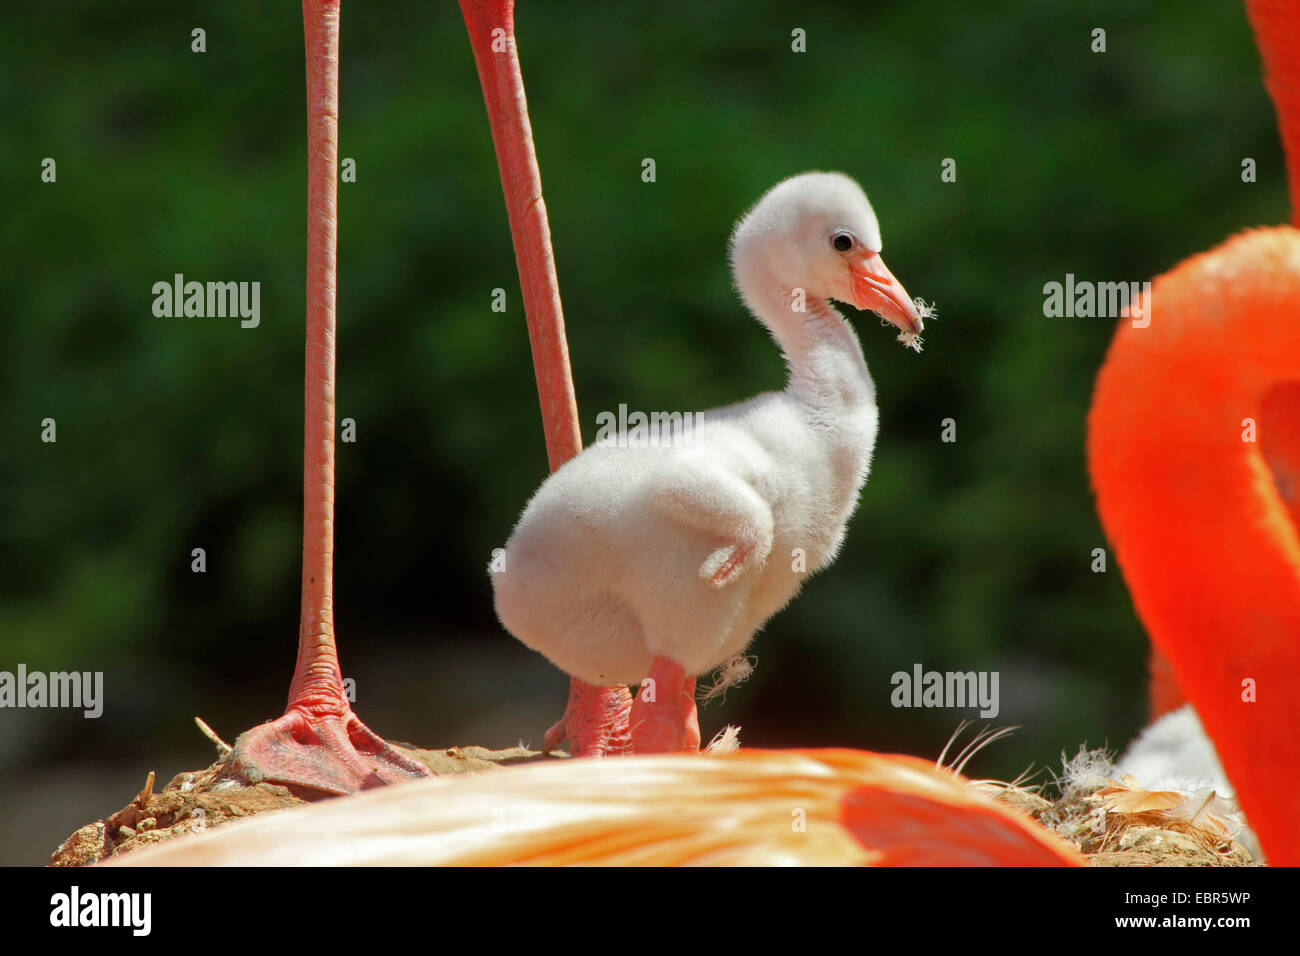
{"left": 831, "top": 232, "right": 854, "bottom": 253}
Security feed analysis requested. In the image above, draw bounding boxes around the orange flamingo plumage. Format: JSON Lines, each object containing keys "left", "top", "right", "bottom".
{"left": 1089, "top": 0, "right": 1300, "bottom": 865}
{"left": 112, "top": 749, "right": 1084, "bottom": 866}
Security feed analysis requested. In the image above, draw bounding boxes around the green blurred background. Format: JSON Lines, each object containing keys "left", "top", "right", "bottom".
{"left": 0, "top": 0, "right": 1286, "bottom": 864}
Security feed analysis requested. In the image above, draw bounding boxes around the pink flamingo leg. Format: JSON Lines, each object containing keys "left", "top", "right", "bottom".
{"left": 630, "top": 657, "right": 702, "bottom": 754}
{"left": 227, "top": 0, "right": 430, "bottom": 795}
{"left": 460, "top": 0, "right": 642, "bottom": 754}
{"left": 458, "top": 0, "right": 581, "bottom": 472}
{"left": 542, "top": 680, "right": 632, "bottom": 757}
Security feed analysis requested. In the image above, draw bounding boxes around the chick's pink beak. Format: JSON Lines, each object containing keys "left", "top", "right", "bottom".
{"left": 848, "top": 251, "right": 922, "bottom": 334}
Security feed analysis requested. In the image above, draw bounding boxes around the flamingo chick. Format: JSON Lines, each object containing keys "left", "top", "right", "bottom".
{"left": 493, "top": 172, "right": 927, "bottom": 756}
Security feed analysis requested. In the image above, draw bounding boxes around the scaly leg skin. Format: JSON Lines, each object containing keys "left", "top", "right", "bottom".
{"left": 630, "top": 656, "right": 702, "bottom": 754}
{"left": 229, "top": 670, "right": 431, "bottom": 796}
{"left": 543, "top": 678, "right": 632, "bottom": 756}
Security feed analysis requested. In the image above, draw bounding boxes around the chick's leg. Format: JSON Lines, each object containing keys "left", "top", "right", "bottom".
{"left": 542, "top": 678, "right": 633, "bottom": 757}
{"left": 630, "top": 656, "right": 701, "bottom": 754}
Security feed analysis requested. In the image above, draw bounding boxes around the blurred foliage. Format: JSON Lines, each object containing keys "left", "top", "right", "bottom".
{"left": 0, "top": 0, "right": 1286, "bottom": 826}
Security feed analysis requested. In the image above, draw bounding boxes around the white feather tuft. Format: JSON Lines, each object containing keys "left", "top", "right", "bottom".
{"left": 706, "top": 725, "right": 742, "bottom": 754}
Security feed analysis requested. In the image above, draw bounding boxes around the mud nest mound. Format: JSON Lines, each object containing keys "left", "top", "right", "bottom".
{"left": 49, "top": 743, "right": 547, "bottom": 867}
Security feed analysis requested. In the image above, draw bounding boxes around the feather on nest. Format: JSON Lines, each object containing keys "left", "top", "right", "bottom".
{"left": 960, "top": 736, "right": 1257, "bottom": 867}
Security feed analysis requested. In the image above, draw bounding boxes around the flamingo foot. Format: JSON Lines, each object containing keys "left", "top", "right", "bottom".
{"left": 542, "top": 678, "right": 632, "bottom": 756}
{"left": 630, "top": 656, "right": 701, "bottom": 754}
{"left": 228, "top": 706, "right": 432, "bottom": 796}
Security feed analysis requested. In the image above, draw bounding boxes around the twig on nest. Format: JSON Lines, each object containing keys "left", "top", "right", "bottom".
{"left": 194, "top": 716, "right": 232, "bottom": 757}
{"left": 134, "top": 770, "right": 155, "bottom": 809}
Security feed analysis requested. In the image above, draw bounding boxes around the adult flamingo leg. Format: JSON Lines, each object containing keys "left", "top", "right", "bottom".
{"left": 458, "top": 0, "right": 636, "bottom": 754}
{"left": 227, "top": 0, "right": 430, "bottom": 795}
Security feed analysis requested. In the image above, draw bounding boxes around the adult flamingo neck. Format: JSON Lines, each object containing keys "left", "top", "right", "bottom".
{"left": 1245, "top": 0, "right": 1300, "bottom": 225}
{"left": 290, "top": 0, "right": 345, "bottom": 712}
{"left": 1088, "top": 227, "right": 1300, "bottom": 864}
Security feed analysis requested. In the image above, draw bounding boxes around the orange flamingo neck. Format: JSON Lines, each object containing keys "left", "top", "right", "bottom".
{"left": 1246, "top": 0, "right": 1300, "bottom": 225}
{"left": 1089, "top": 226, "right": 1300, "bottom": 864}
